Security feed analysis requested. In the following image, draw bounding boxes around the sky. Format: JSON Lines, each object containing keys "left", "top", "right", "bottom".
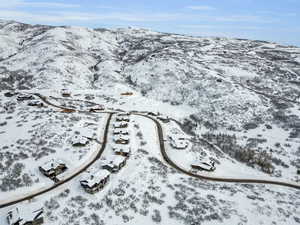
{"left": 0, "top": 0, "right": 299, "bottom": 46}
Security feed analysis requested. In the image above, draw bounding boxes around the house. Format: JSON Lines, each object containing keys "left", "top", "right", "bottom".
{"left": 71, "top": 135, "right": 89, "bottom": 146}
{"left": 17, "top": 94, "right": 34, "bottom": 101}
{"left": 113, "top": 136, "right": 130, "bottom": 145}
{"left": 27, "top": 100, "right": 44, "bottom": 107}
{"left": 80, "top": 169, "right": 110, "bottom": 194}
{"left": 39, "top": 159, "right": 67, "bottom": 180}
{"left": 116, "top": 116, "right": 130, "bottom": 122}
{"left": 157, "top": 115, "right": 170, "bottom": 123}
{"left": 102, "top": 155, "right": 127, "bottom": 173}
{"left": 113, "top": 121, "right": 128, "bottom": 129}
{"left": 4, "top": 91, "right": 17, "bottom": 97}
{"left": 61, "top": 89, "right": 71, "bottom": 97}
{"left": 121, "top": 92, "right": 133, "bottom": 96}
{"left": 89, "top": 106, "right": 104, "bottom": 112}
{"left": 191, "top": 158, "right": 216, "bottom": 172}
{"left": 113, "top": 146, "right": 131, "bottom": 157}
{"left": 147, "top": 112, "right": 159, "bottom": 116}
{"left": 168, "top": 136, "right": 189, "bottom": 149}
{"left": 7, "top": 207, "right": 44, "bottom": 225}
{"left": 113, "top": 128, "right": 129, "bottom": 136}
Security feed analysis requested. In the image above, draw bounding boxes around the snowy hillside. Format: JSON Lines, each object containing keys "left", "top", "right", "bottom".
{"left": 0, "top": 20, "right": 300, "bottom": 225}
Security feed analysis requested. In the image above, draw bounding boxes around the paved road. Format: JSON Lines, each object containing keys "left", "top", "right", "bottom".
{"left": 0, "top": 105, "right": 114, "bottom": 209}
{"left": 138, "top": 114, "right": 300, "bottom": 190}
{"left": 2, "top": 93, "right": 299, "bottom": 209}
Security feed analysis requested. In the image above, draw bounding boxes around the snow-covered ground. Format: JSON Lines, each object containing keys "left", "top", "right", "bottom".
{"left": 1, "top": 20, "right": 300, "bottom": 225}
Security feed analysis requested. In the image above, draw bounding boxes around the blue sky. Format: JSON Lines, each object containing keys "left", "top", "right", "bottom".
{"left": 0, "top": 0, "right": 299, "bottom": 46}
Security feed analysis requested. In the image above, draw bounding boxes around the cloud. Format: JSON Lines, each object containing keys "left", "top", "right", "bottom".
{"left": 215, "top": 15, "right": 278, "bottom": 23}
{"left": 180, "top": 24, "right": 263, "bottom": 30}
{"left": 20, "top": 2, "right": 80, "bottom": 8}
{"left": 0, "top": 0, "right": 80, "bottom": 9}
{"left": 0, "top": 9, "right": 186, "bottom": 23}
{"left": 186, "top": 5, "right": 216, "bottom": 11}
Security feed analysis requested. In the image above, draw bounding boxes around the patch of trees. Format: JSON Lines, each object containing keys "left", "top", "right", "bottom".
{"left": 202, "top": 132, "right": 274, "bottom": 174}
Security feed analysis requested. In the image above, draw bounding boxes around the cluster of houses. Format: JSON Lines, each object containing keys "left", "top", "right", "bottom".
{"left": 6, "top": 207, "right": 44, "bottom": 225}
{"left": 79, "top": 113, "right": 131, "bottom": 194}
{"left": 112, "top": 113, "right": 131, "bottom": 147}
{"left": 3, "top": 92, "right": 45, "bottom": 108}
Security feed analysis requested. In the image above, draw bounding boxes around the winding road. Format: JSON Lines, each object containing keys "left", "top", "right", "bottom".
{"left": 0, "top": 98, "right": 115, "bottom": 208}
{"left": 1, "top": 92, "right": 299, "bottom": 209}
{"left": 140, "top": 114, "right": 300, "bottom": 190}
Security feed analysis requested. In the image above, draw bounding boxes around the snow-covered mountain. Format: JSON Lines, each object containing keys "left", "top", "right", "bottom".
{"left": 0, "top": 20, "right": 300, "bottom": 225}
{"left": 1, "top": 19, "right": 300, "bottom": 130}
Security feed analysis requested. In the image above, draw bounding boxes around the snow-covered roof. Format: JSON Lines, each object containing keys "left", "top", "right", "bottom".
{"left": 113, "top": 128, "right": 129, "bottom": 134}
{"left": 192, "top": 158, "right": 215, "bottom": 170}
{"left": 40, "top": 159, "right": 65, "bottom": 171}
{"left": 71, "top": 135, "right": 89, "bottom": 145}
{"left": 116, "top": 115, "right": 130, "bottom": 120}
{"left": 103, "top": 155, "right": 126, "bottom": 167}
{"left": 61, "top": 89, "right": 71, "bottom": 93}
{"left": 157, "top": 115, "right": 169, "bottom": 120}
{"left": 117, "top": 113, "right": 130, "bottom": 116}
{"left": 113, "top": 146, "right": 131, "bottom": 154}
{"left": 113, "top": 135, "right": 129, "bottom": 141}
{"left": 169, "top": 135, "right": 188, "bottom": 149}
{"left": 113, "top": 121, "right": 128, "bottom": 127}
{"left": 7, "top": 207, "right": 43, "bottom": 225}
{"left": 17, "top": 93, "right": 34, "bottom": 100}
{"left": 27, "top": 100, "right": 42, "bottom": 105}
{"left": 80, "top": 169, "right": 110, "bottom": 188}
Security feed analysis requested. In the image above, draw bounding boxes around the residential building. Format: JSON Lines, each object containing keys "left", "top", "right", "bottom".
{"left": 17, "top": 94, "right": 34, "bottom": 101}
{"left": 113, "top": 121, "right": 128, "bottom": 129}
{"left": 113, "top": 146, "right": 131, "bottom": 157}
{"left": 113, "top": 136, "right": 130, "bottom": 145}
{"left": 80, "top": 169, "right": 110, "bottom": 194}
{"left": 71, "top": 135, "right": 89, "bottom": 146}
{"left": 102, "top": 155, "right": 127, "bottom": 173}
{"left": 113, "top": 128, "right": 129, "bottom": 136}
{"left": 191, "top": 158, "right": 216, "bottom": 172}
{"left": 7, "top": 207, "right": 44, "bottom": 225}
{"left": 39, "top": 159, "right": 67, "bottom": 179}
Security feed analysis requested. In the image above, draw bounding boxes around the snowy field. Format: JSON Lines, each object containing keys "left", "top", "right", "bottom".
{"left": 0, "top": 20, "right": 300, "bottom": 225}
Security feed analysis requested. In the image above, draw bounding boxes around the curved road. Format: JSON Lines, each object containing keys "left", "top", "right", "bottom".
{"left": 2, "top": 93, "right": 299, "bottom": 209}
{"left": 36, "top": 95, "right": 300, "bottom": 189}
{"left": 0, "top": 102, "right": 114, "bottom": 208}
{"left": 138, "top": 114, "right": 300, "bottom": 190}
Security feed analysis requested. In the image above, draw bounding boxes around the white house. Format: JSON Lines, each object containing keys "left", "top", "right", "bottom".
{"left": 17, "top": 93, "right": 34, "bottom": 101}
{"left": 39, "top": 159, "right": 67, "bottom": 179}
{"left": 27, "top": 100, "right": 44, "bottom": 107}
{"left": 191, "top": 158, "right": 216, "bottom": 172}
{"left": 113, "top": 121, "right": 128, "bottom": 129}
{"left": 168, "top": 135, "right": 189, "bottom": 149}
{"left": 112, "top": 146, "right": 131, "bottom": 157}
{"left": 116, "top": 114, "right": 130, "bottom": 122}
{"left": 113, "top": 128, "right": 130, "bottom": 136}
{"left": 102, "top": 155, "right": 127, "bottom": 173}
{"left": 80, "top": 169, "right": 110, "bottom": 194}
{"left": 71, "top": 135, "right": 89, "bottom": 146}
{"left": 61, "top": 89, "right": 71, "bottom": 97}
{"left": 7, "top": 207, "right": 44, "bottom": 225}
{"left": 168, "top": 127, "right": 189, "bottom": 149}
{"left": 113, "top": 135, "right": 130, "bottom": 145}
